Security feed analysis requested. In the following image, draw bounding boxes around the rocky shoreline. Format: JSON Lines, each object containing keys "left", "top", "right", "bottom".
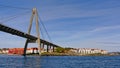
{"left": 26, "top": 52, "right": 115, "bottom": 56}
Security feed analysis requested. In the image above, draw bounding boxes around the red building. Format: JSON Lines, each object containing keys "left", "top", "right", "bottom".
{"left": 8, "top": 48, "right": 38, "bottom": 55}
{"left": 8, "top": 48, "right": 24, "bottom": 55}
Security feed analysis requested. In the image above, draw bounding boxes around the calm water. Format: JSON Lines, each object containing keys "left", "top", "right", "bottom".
{"left": 0, "top": 55, "right": 120, "bottom": 68}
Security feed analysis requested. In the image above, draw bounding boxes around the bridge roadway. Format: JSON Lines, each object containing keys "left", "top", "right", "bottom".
{"left": 0, "top": 23, "right": 60, "bottom": 52}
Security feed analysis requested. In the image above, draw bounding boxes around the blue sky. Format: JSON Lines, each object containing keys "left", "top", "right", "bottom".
{"left": 0, "top": 0, "right": 120, "bottom": 52}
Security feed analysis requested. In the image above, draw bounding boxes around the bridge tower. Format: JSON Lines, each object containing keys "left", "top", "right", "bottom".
{"left": 23, "top": 8, "right": 41, "bottom": 56}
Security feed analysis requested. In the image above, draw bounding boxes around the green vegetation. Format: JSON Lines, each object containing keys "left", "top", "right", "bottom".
{"left": 41, "top": 52, "right": 69, "bottom": 56}
{"left": 55, "top": 47, "right": 73, "bottom": 53}
{"left": 55, "top": 47, "right": 65, "bottom": 53}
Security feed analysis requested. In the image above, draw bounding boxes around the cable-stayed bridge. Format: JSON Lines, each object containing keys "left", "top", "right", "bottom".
{"left": 0, "top": 8, "right": 61, "bottom": 56}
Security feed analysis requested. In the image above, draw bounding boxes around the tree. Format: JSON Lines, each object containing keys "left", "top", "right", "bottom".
{"left": 55, "top": 47, "right": 65, "bottom": 53}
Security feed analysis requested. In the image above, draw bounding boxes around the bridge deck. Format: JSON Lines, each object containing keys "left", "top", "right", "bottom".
{"left": 0, "top": 24, "right": 60, "bottom": 47}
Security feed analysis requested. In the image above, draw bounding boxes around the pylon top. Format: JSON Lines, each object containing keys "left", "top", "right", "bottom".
{"left": 32, "top": 8, "right": 37, "bottom": 14}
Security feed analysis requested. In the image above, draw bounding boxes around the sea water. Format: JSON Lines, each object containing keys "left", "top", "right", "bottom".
{"left": 0, "top": 55, "right": 120, "bottom": 68}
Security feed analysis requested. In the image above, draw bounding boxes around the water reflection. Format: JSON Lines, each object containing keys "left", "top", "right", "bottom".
{"left": 23, "top": 56, "right": 41, "bottom": 68}
{"left": 0, "top": 55, "right": 41, "bottom": 68}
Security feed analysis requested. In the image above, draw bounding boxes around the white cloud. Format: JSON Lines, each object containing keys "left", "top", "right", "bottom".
{"left": 91, "top": 25, "right": 120, "bottom": 32}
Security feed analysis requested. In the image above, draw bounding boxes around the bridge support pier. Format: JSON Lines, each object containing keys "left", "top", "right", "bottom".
{"left": 23, "top": 40, "right": 29, "bottom": 56}
{"left": 49, "top": 45, "right": 52, "bottom": 52}
{"left": 53, "top": 46, "right": 55, "bottom": 52}
{"left": 47, "top": 45, "right": 49, "bottom": 52}
{"left": 40, "top": 43, "right": 44, "bottom": 53}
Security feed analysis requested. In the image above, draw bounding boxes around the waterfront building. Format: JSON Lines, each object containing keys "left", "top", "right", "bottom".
{"left": 70, "top": 48, "right": 108, "bottom": 55}
{"left": 2, "top": 48, "right": 9, "bottom": 54}
{"left": 101, "top": 50, "right": 107, "bottom": 54}
{"left": 8, "top": 47, "right": 39, "bottom": 55}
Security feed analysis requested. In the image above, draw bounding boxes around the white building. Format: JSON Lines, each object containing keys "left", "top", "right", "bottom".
{"left": 26, "top": 48, "right": 38, "bottom": 54}
{"left": 71, "top": 48, "right": 108, "bottom": 55}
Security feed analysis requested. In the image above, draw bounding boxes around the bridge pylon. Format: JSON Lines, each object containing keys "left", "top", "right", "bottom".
{"left": 23, "top": 8, "right": 41, "bottom": 56}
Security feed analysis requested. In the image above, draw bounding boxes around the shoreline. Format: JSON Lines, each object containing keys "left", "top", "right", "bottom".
{"left": 26, "top": 52, "right": 119, "bottom": 56}
{"left": 0, "top": 52, "right": 120, "bottom": 56}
